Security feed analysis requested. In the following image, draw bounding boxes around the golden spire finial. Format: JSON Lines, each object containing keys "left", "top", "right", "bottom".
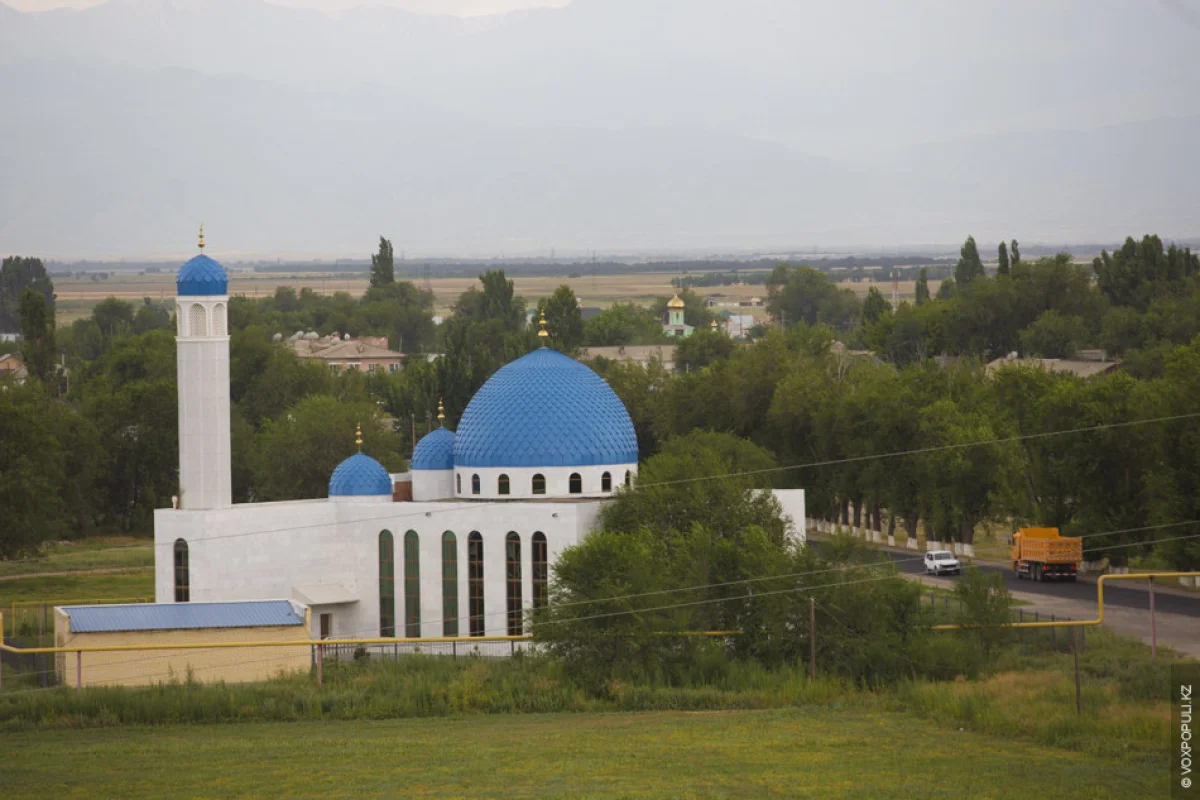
{"left": 437, "top": 398, "right": 445, "bottom": 424}
{"left": 355, "top": 422, "right": 363, "bottom": 452}
{"left": 538, "top": 309, "right": 549, "bottom": 339}
{"left": 198, "top": 224, "right": 205, "bottom": 250}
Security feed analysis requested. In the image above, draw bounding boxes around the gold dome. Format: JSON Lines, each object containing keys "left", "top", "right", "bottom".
{"left": 667, "top": 294, "right": 686, "bottom": 309}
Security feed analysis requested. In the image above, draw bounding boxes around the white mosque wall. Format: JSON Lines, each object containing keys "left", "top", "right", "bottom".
{"left": 412, "top": 469, "right": 455, "bottom": 501}
{"left": 175, "top": 328, "right": 231, "bottom": 510}
{"left": 772, "top": 489, "right": 807, "bottom": 544}
{"left": 154, "top": 498, "right": 610, "bottom": 640}
{"left": 453, "top": 464, "right": 638, "bottom": 500}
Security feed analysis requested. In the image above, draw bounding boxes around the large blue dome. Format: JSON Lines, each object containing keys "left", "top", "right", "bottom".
{"left": 412, "top": 427, "right": 455, "bottom": 471}
{"left": 453, "top": 348, "right": 638, "bottom": 468}
{"left": 177, "top": 254, "right": 229, "bottom": 296}
{"left": 328, "top": 453, "right": 393, "bottom": 497}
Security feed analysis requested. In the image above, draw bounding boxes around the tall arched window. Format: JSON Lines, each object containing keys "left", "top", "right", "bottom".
{"left": 404, "top": 531, "right": 420, "bottom": 638}
{"left": 472, "top": 474, "right": 481, "bottom": 495}
{"left": 506, "top": 533, "right": 522, "bottom": 636}
{"left": 173, "top": 539, "right": 190, "bottom": 602}
{"left": 625, "top": 470, "right": 632, "bottom": 487}
{"left": 498, "top": 474, "right": 510, "bottom": 495}
{"left": 532, "top": 474, "right": 546, "bottom": 495}
{"left": 569, "top": 473, "right": 582, "bottom": 494}
{"left": 379, "top": 530, "right": 396, "bottom": 637}
{"left": 211, "top": 303, "right": 227, "bottom": 336}
{"left": 188, "top": 303, "right": 207, "bottom": 337}
{"left": 532, "top": 532, "right": 548, "bottom": 611}
{"left": 456, "top": 474, "right": 462, "bottom": 494}
{"left": 601, "top": 472, "right": 612, "bottom": 492}
{"left": 468, "top": 532, "right": 484, "bottom": 637}
{"left": 442, "top": 532, "right": 458, "bottom": 637}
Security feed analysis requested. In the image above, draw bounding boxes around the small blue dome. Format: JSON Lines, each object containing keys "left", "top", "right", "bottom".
{"left": 412, "top": 427, "right": 455, "bottom": 470}
{"left": 177, "top": 254, "right": 229, "bottom": 296}
{"left": 454, "top": 348, "right": 638, "bottom": 468}
{"left": 328, "top": 453, "right": 393, "bottom": 497}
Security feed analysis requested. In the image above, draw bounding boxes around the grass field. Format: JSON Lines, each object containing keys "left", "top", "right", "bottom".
{"left": 2, "top": 707, "right": 1156, "bottom": 799}
{"left": 0, "top": 537, "right": 153, "bottom": 579}
{"left": 52, "top": 270, "right": 939, "bottom": 323}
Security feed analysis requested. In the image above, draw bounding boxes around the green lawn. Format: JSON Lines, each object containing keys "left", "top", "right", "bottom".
{"left": 3, "top": 708, "right": 1154, "bottom": 799}
{"left": 0, "top": 537, "right": 153, "bottom": 578}
{"left": 1, "top": 570, "right": 155, "bottom": 643}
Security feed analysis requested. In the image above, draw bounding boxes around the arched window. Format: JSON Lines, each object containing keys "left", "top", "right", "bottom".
{"left": 532, "top": 532, "right": 548, "bottom": 611}
{"left": 532, "top": 474, "right": 546, "bottom": 495}
{"left": 468, "top": 532, "right": 484, "bottom": 637}
{"left": 188, "top": 303, "right": 207, "bottom": 337}
{"left": 404, "top": 531, "right": 420, "bottom": 638}
{"left": 379, "top": 530, "right": 395, "bottom": 637}
{"left": 456, "top": 473, "right": 462, "bottom": 494}
{"left": 625, "top": 470, "right": 632, "bottom": 487}
{"left": 498, "top": 474, "right": 510, "bottom": 496}
{"left": 211, "top": 303, "right": 227, "bottom": 336}
{"left": 472, "top": 474, "right": 480, "bottom": 495}
{"left": 173, "top": 539, "right": 190, "bottom": 603}
{"left": 442, "top": 532, "right": 458, "bottom": 637}
{"left": 506, "top": 533, "right": 522, "bottom": 636}
{"left": 569, "top": 473, "right": 582, "bottom": 494}
{"left": 601, "top": 471, "right": 612, "bottom": 492}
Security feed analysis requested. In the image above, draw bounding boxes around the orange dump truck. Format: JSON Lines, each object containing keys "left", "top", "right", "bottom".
{"left": 1010, "top": 527, "right": 1082, "bottom": 582}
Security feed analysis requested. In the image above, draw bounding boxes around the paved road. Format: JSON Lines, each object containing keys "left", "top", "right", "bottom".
{"left": 879, "top": 548, "right": 1200, "bottom": 618}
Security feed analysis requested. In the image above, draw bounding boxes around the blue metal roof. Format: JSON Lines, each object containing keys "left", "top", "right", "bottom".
{"left": 453, "top": 347, "right": 638, "bottom": 468}
{"left": 412, "top": 426, "right": 455, "bottom": 470}
{"left": 328, "top": 452, "right": 394, "bottom": 496}
{"left": 62, "top": 601, "right": 305, "bottom": 633}
{"left": 176, "top": 253, "right": 229, "bottom": 296}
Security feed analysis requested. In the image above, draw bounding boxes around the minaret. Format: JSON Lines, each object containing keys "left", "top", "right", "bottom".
{"left": 174, "top": 225, "right": 232, "bottom": 509}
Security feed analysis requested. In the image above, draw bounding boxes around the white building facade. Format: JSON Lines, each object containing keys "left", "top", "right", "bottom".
{"left": 155, "top": 247, "right": 805, "bottom": 642}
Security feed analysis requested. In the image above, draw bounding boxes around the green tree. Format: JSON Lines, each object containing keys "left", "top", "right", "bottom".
{"left": 935, "top": 277, "right": 956, "bottom": 301}
{"left": 537, "top": 285, "right": 585, "bottom": 353}
{"left": 764, "top": 265, "right": 859, "bottom": 331}
{"left": 674, "top": 327, "right": 734, "bottom": 372}
{"left": 91, "top": 297, "right": 135, "bottom": 339}
{"left": 1010, "top": 239, "right": 1021, "bottom": 267}
{"left": 955, "top": 568, "right": 1014, "bottom": 659}
{"left": 454, "top": 270, "right": 526, "bottom": 331}
{"left": 1019, "top": 309, "right": 1086, "bottom": 358}
{"left": 954, "top": 235, "right": 985, "bottom": 286}
{"left": 133, "top": 298, "right": 172, "bottom": 334}
{"left": 369, "top": 236, "right": 395, "bottom": 288}
{"left": 582, "top": 302, "right": 667, "bottom": 346}
{"left": 18, "top": 289, "right": 56, "bottom": 385}
{"left": 0, "top": 256, "right": 55, "bottom": 333}
{"left": 0, "top": 385, "right": 71, "bottom": 556}
{"left": 353, "top": 281, "right": 435, "bottom": 353}
{"left": 254, "top": 396, "right": 406, "bottom": 501}
{"left": 997, "top": 242, "right": 1010, "bottom": 276}
{"left": 860, "top": 286, "right": 890, "bottom": 326}
{"left": 914, "top": 268, "right": 930, "bottom": 306}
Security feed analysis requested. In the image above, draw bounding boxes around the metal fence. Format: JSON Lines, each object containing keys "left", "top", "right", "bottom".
{"left": 318, "top": 637, "right": 535, "bottom": 664}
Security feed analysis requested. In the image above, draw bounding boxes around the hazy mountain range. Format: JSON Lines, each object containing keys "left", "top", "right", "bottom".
{"left": 2, "top": 0, "right": 1198, "bottom": 258}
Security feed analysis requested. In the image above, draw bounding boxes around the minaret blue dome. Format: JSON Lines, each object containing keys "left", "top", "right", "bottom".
{"left": 328, "top": 453, "right": 393, "bottom": 497}
{"left": 177, "top": 254, "right": 229, "bottom": 296}
{"left": 412, "top": 427, "right": 455, "bottom": 471}
{"left": 453, "top": 348, "right": 638, "bottom": 468}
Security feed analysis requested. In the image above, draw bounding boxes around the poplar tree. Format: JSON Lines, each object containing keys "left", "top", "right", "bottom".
{"left": 369, "top": 236, "right": 395, "bottom": 287}
{"left": 914, "top": 268, "right": 930, "bottom": 306}
{"left": 997, "top": 242, "right": 1010, "bottom": 276}
{"left": 954, "top": 235, "right": 985, "bottom": 286}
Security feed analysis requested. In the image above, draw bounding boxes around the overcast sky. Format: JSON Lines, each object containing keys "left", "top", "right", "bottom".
{"left": 6, "top": 0, "right": 568, "bottom": 15}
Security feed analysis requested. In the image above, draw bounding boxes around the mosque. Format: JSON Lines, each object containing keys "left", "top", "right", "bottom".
{"left": 153, "top": 239, "right": 806, "bottom": 642}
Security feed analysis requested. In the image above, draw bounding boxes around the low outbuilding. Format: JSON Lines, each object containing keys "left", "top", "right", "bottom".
{"left": 54, "top": 600, "right": 314, "bottom": 687}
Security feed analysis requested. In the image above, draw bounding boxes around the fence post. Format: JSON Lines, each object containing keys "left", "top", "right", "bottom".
{"left": 453, "top": 641, "right": 457, "bottom": 660}
{"left": 76, "top": 650, "right": 82, "bottom": 689}
{"left": 809, "top": 597, "right": 816, "bottom": 681}
{"left": 1149, "top": 577, "right": 1157, "bottom": 659}
{"left": 1073, "top": 628, "right": 1082, "bottom": 716}
{"left": 316, "top": 644, "right": 323, "bottom": 688}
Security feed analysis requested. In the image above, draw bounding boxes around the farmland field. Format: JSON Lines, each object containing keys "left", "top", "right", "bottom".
{"left": 2, "top": 707, "right": 1155, "bottom": 799}
{"left": 52, "top": 270, "right": 941, "bottom": 324}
